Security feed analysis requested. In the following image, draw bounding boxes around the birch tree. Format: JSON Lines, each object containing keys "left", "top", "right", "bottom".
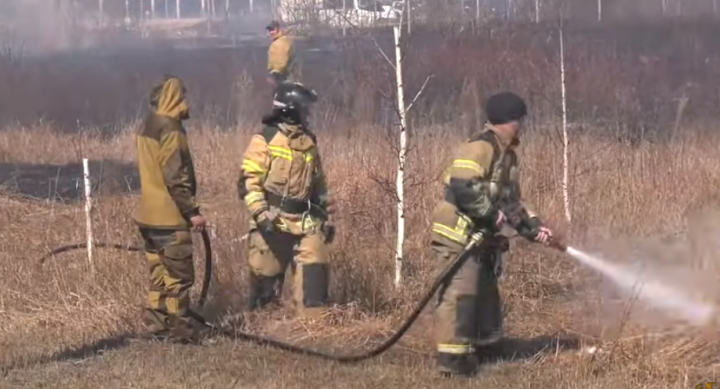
{"left": 334, "top": 10, "right": 431, "bottom": 288}
{"left": 558, "top": 21, "right": 571, "bottom": 224}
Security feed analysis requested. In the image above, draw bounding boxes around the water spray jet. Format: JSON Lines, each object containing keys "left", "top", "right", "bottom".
{"left": 549, "top": 235, "right": 717, "bottom": 328}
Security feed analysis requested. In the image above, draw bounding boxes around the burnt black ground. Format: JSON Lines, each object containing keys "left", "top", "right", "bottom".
{"left": 0, "top": 160, "right": 139, "bottom": 201}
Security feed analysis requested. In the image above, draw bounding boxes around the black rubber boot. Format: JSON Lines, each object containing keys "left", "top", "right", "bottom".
{"left": 437, "top": 353, "right": 479, "bottom": 377}
{"left": 247, "top": 273, "right": 284, "bottom": 311}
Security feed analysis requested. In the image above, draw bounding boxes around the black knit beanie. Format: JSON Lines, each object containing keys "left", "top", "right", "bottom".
{"left": 484, "top": 92, "right": 528, "bottom": 125}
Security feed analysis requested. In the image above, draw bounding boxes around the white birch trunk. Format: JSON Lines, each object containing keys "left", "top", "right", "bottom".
{"left": 393, "top": 25, "right": 406, "bottom": 289}
{"left": 559, "top": 26, "right": 571, "bottom": 224}
{"left": 99, "top": 0, "right": 104, "bottom": 25}
{"left": 597, "top": 0, "right": 602, "bottom": 21}
{"left": 83, "top": 158, "right": 95, "bottom": 273}
{"left": 249, "top": 0, "right": 254, "bottom": 13}
{"left": 151, "top": 0, "right": 156, "bottom": 18}
{"left": 165, "top": 0, "right": 170, "bottom": 17}
{"left": 407, "top": 0, "right": 412, "bottom": 35}
{"left": 534, "top": 0, "right": 539, "bottom": 22}
{"left": 176, "top": 0, "right": 181, "bottom": 18}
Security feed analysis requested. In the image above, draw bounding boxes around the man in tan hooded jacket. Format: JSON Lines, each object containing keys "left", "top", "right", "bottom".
{"left": 133, "top": 75, "right": 207, "bottom": 343}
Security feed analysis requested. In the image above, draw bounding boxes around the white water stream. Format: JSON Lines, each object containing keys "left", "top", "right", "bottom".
{"left": 566, "top": 246, "right": 716, "bottom": 327}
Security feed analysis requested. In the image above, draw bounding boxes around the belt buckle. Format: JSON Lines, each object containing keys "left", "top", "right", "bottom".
{"left": 300, "top": 199, "right": 314, "bottom": 232}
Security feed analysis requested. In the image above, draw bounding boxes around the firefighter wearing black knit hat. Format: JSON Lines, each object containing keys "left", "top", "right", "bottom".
{"left": 428, "top": 91, "right": 555, "bottom": 377}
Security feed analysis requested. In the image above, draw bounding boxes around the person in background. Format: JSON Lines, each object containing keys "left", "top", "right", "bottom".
{"left": 266, "top": 20, "right": 295, "bottom": 87}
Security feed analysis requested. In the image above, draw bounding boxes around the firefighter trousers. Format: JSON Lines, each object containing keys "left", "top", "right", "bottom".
{"left": 138, "top": 227, "right": 197, "bottom": 340}
{"left": 432, "top": 241, "right": 504, "bottom": 358}
{"left": 246, "top": 228, "right": 329, "bottom": 319}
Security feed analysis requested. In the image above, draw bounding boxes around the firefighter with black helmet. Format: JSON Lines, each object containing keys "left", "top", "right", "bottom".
{"left": 237, "top": 81, "right": 335, "bottom": 320}
{"left": 429, "top": 91, "right": 555, "bottom": 377}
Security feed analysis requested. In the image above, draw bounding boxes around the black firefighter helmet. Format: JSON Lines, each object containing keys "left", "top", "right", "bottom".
{"left": 270, "top": 81, "right": 318, "bottom": 125}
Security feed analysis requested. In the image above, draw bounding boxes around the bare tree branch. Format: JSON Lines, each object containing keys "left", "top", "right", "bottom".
{"left": 405, "top": 75, "right": 433, "bottom": 112}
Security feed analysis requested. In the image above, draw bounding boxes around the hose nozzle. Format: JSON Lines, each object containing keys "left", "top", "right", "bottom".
{"left": 549, "top": 237, "right": 567, "bottom": 253}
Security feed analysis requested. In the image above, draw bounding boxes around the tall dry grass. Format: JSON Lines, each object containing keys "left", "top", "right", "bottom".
{"left": 2, "top": 114, "right": 720, "bottom": 385}
{"left": 2, "top": 18, "right": 720, "bottom": 387}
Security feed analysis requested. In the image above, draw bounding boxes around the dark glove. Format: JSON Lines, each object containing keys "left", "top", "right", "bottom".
{"left": 267, "top": 72, "right": 286, "bottom": 86}
{"left": 321, "top": 221, "right": 336, "bottom": 244}
{"left": 255, "top": 210, "right": 278, "bottom": 235}
{"left": 520, "top": 217, "right": 553, "bottom": 245}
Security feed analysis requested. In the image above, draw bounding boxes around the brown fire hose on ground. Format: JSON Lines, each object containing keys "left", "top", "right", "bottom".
{"left": 38, "top": 230, "right": 214, "bottom": 309}
{"left": 30, "top": 229, "right": 567, "bottom": 367}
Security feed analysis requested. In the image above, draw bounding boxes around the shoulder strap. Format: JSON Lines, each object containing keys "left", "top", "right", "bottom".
{"left": 260, "top": 125, "right": 279, "bottom": 144}
{"left": 304, "top": 128, "right": 318, "bottom": 145}
{"left": 469, "top": 130, "right": 502, "bottom": 169}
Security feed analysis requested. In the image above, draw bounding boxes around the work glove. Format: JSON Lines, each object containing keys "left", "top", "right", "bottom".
{"left": 525, "top": 217, "right": 553, "bottom": 246}
{"left": 321, "top": 221, "right": 336, "bottom": 244}
{"left": 267, "top": 72, "right": 285, "bottom": 87}
{"left": 255, "top": 210, "right": 278, "bottom": 235}
{"left": 495, "top": 209, "right": 507, "bottom": 229}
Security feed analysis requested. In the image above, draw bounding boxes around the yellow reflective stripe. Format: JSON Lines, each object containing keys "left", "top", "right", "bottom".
{"left": 450, "top": 159, "right": 482, "bottom": 173}
{"left": 432, "top": 223, "right": 468, "bottom": 245}
{"left": 269, "top": 145, "right": 293, "bottom": 161}
{"left": 437, "top": 343, "right": 473, "bottom": 354}
{"left": 304, "top": 152, "right": 315, "bottom": 163}
{"left": 242, "top": 159, "right": 266, "bottom": 174}
{"left": 432, "top": 213, "right": 473, "bottom": 245}
{"left": 245, "top": 191, "right": 265, "bottom": 206}
{"left": 456, "top": 215, "right": 470, "bottom": 231}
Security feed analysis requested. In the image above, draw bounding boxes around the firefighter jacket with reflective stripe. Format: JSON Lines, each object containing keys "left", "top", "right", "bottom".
{"left": 268, "top": 33, "right": 295, "bottom": 78}
{"left": 430, "top": 123, "right": 538, "bottom": 250}
{"left": 237, "top": 122, "right": 332, "bottom": 235}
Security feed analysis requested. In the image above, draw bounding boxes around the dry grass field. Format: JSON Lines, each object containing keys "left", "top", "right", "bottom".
{"left": 2, "top": 18, "right": 720, "bottom": 389}
{"left": 2, "top": 119, "right": 720, "bottom": 388}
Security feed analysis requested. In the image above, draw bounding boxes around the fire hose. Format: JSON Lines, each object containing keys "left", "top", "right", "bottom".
{"left": 38, "top": 230, "right": 214, "bottom": 308}
{"left": 37, "top": 229, "right": 567, "bottom": 364}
